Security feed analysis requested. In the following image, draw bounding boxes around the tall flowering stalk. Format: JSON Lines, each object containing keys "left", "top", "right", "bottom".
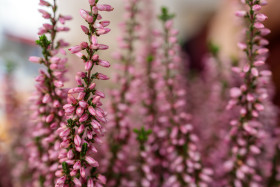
{"left": 134, "top": 3, "right": 166, "bottom": 185}
{"left": 156, "top": 8, "right": 212, "bottom": 187}
{"left": 28, "top": 0, "right": 71, "bottom": 186}
{"left": 224, "top": 0, "right": 272, "bottom": 186}
{"left": 55, "top": 0, "right": 113, "bottom": 186}
{"left": 103, "top": 0, "right": 140, "bottom": 186}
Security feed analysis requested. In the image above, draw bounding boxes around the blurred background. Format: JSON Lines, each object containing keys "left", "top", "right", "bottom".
{"left": 1, "top": 0, "right": 280, "bottom": 146}
{"left": 0, "top": 0, "right": 222, "bottom": 126}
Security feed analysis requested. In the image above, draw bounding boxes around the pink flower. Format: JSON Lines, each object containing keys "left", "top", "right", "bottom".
{"left": 29, "top": 56, "right": 42, "bottom": 63}
{"left": 97, "top": 73, "right": 109, "bottom": 80}
{"left": 85, "top": 156, "right": 99, "bottom": 167}
{"left": 69, "top": 45, "right": 82, "bottom": 54}
{"left": 230, "top": 87, "right": 242, "bottom": 98}
{"left": 81, "top": 25, "right": 89, "bottom": 34}
{"left": 235, "top": 11, "right": 246, "bottom": 17}
{"left": 96, "top": 4, "right": 114, "bottom": 11}
{"left": 98, "top": 60, "right": 110, "bottom": 67}
{"left": 74, "top": 135, "right": 82, "bottom": 146}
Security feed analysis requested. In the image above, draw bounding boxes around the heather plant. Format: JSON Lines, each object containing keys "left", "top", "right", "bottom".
{"left": 223, "top": 0, "right": 273, "bottom": 186}
{"left": 101, "top": 0, "right": 140, "bottom": 186}
{"left": 55, "top": 0, "right": 113, "bottom": 186}
{"left": 27, "top": 0, "right": 71, "bottom": 186}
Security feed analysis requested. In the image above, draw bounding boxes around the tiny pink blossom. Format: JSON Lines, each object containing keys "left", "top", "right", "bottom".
{"left": 85, "top": 156, "right": 99, "bottom": 167}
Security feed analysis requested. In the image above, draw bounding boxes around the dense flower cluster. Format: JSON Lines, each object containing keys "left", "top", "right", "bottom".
{"left": 27, "top": 0, "right": 71, "bottom": 186}
{"left": 2, "top": 0, "right": 280, "bottom": 187}
{"left": 101, "top": 0, "right": 140, "bottom": 186}
{"left": 55, "top": 0, "right": 113, "bottom": 186}
{"left": 224, "top": 0, "right": 272, "bottom": 186}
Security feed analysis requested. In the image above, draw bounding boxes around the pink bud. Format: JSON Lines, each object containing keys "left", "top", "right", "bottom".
{"left": 260, "top": 28, "right": 271, "bottom": 36}
{"left": 67, "top": 150, "right": 74, "bottom": 159}
{"left": 85, "top": 156, "right": 99, "bottom": 167}
{"left": 260, "top": 70, "right": 272, "bottom": 76}
{"left": 230, "top": 87, "right": 242, "bottom": 98}
{"left": 256, "top": 13, "right": 267, "bottom": 22}
{"left": 76, "top": 75, "right": 83, "bottom": 85}
{"left": 165, "top": 20, "right": 173, "bottom": 29}
{"left": 80, "top": 42, "right": 88, "bottom": 49}
{"left": 91, "top": 35, "right": 98, "bottom": 45}
{"left": 254, "top": 61, "right": 264, "bottom": 66}
{"left": 237, "top": 42, "right": 246, "bottom": 50}
{"left": 252, "top": 5, "right": 261, "bottom": 11}
{"left": 97, "top": 73, "right": 109, "bottom": 80}
{"left": 96, "top": 28, "right": 111, "bottom": 35}
{"left": 73, "top": 161, "right": 81, "bottom": 170}
{"left": 235, "top": 10, "right": 246, "bottom": 17}
{"left": 98, "top": 175, "right": 106, "bottom": 184}
{"left": 255, "top": 103, "right": 264, "bottom": 111}
{"left": 29, "top": 56, "right": 42, "bottom": 63}
{"left": 92, "top": 6, "right": 98, "bottom": 14}
{"left": 89, "top": 82, "right": 96, "bottom": 90}
{"left": 254, "top": 22, "right": 264, "bottom": 29}
{"left": 69, "top": 45, "right": 82, "bottom": 54}
{"left": 88, "top": 106, "right": 96, "bottom": 116}
{"left": 246, "top": 94, "right": 254, "bottom": 102}
{"left": 76, "top": 107, "right": 84, "bottom": 117}
{"left": 42, "top": 94, "right": 51, "bottom": 103}
{"left": 80, "top": 9, "right": 93, "bottom": 23}
{"left": 99, "top": 20, "right": 110, "bottom": 27}
{"left": 78, "top": 124, "right": 85, "bottom": 134}
{"left": 79, "top": 113, "right": 89, "bottom": 122}
{"left": 98, "top": 60, "right": 110, "bottom": 67}
{"left": 77, "top": 92, "right": 86, "bottom": 100}
{"left": 68, "top": 87, "right": 85, "bottom": 94}
{"left": 98, "top": 44, "right": 109, "bottom": 50}
{"left": 87, "top": 131, "right": 93, "bottom": 139}
{"left": 96, "top": 4, "right": 114, "bottom": 11}
{"left": 95, "top": 90, "right": 105, "bottom": 98}
{"left": 56, "top": 176, "right": 66, "bottom": 185}
{"left": 60, "top": 128, "right": 70, "bottom": 138}
{"left": 92, "top": 54, "right": 99, "bottom": 61}
{"left": 81, "top": 25, "right": 89, "bottom": 34}
{"left": 73, "top": 178, "right": 82, "bottom": 186}
{"left": 251, "top": 68, "right": 259, "bottom": 77}
{"left": 67, "top": 95, "right": 77, "bottom": 104}
{"left": 88, "top": 0, "right": 95, "bottom": 6}
{"left": 80, "top": 167, "right": 86, "bottom": 178}
{"left": 79, "top": 101, "right": 88, "bottom": 108}
{"left": 92, "top": 96, "right": 101, "bottom": 104}
{"left": 240, "top": 108, "right": 247, "bottom": 116}
{"left": 250, "top": 145, "right": 261, "bottom": 154}
{"left": 60, "top": 139, "right": 70, "bottom": 148}
{"left": 74, "top": 135, "right": 82, "bottom": 146}
{"left": 85, "top": 61, "right": 93, "bottom": 71}
{"left": 87, "top": 178, "right": 94, "bottom": 187}
{"left": 39, "top": 9, "right": 51, "bottom": 19}
{"left": 54, "top": 80, "right": 64, "bottom": 88}
{"left": 39, "top": 0, "right": 50, "bottom": 6}
{"left": 70, "top": 170, "right": 77, "bottom": 176}
{"left": 257, "top": 48, "right": 268, "bottom": 55}
{"left": 46, "top": 114, "right": 54, "bottom": 123}
{"left": 55, "top": 170, "right": 63, "bottom": 177}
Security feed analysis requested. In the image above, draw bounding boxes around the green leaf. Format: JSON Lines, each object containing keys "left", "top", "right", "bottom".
{"left": 158, "top": 7, "right": 175, "bottom": 22}
{"left": 147, "top": 55, "right": 154, "bottom": 63}
{"left": 80, "top": 143, "right": 88, "bottom": 157}
{"left": 36, "top": 35, "right": 51, "bottom": 48}
{"left": 62, "top": 162, "right": 70, "bottom": 175}
{"left": 208, "top": 41, "right": 220, "bottom": 56}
